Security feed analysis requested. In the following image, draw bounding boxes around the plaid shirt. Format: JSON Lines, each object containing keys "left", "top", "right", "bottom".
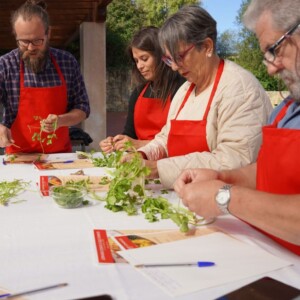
{"left": 0, "top": 47, "right": 90, "bottom": 128}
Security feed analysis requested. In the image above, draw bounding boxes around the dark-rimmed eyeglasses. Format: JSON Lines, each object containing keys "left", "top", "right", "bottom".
{"left": 16, "top": 38, "right": 45, "bottom": 47}
{"left": 263, "top": 23, "right": 300, "bottom": 65}
{"left": 162, "top": 44, "right": 195, "bottom": 67}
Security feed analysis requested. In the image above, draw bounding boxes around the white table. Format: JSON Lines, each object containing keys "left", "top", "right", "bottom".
{"left": 0, "top": 153, "right": 299, "bottom": 300}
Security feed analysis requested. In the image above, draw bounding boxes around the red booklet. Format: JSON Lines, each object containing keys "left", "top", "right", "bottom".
{"left": 93, "top": 228, "right": 219, "bottom": 264}
{"left": 39, "top": 174, "right": 110, "bottom": 196}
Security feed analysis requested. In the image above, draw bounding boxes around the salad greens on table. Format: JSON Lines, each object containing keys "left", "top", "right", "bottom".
{"left": 51, "top": 186, "right": 88, "bottom": 208}
{"left": 78, "top": 143, "right": 206, "bottom": 232}
{"left": 0, "top": 179, "right": 30, "bottom": 206}
{"left": 1, "top": 145, "right": 207, "bottom": 231}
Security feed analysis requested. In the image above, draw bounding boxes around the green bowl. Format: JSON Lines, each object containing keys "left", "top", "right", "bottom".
{"left": 50, "top": 186, "right": 86, "bottom": 208}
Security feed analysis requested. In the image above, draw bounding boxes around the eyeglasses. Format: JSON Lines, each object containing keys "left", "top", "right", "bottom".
{"left": 263, "top": 23, "right": 300, "bottom": 64}
{"left": 162, "top": 44, "right": 195, "bottom": 67}
{"left": 16, "top": 38, "right": 45, "bottom": 47}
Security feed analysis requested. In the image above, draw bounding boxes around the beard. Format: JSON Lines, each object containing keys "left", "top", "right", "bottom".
{"left": 21, "top": 43, "right": 49, "bottom": 74}
{"left": 279, "top": 58, "right": 300, "bottom": 103}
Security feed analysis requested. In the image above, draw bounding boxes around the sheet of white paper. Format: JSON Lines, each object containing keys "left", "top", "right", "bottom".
{"left": 118, "top": 232, "right": 292, "bottom": 297}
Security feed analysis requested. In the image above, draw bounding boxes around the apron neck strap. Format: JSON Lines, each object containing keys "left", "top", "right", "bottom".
{"left": 174, "top": 59, "right": 225, "bottom": 120}
{"left": 273, "top": 99, "right": 294, "bottom": 127}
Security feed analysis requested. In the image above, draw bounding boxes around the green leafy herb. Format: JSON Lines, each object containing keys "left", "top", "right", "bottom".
{"left": 102, "top": 142, "right": 205, "bottom": 232}
{"left": 28, "top": 116, "right": 57, "bottom": 153}
{"left": 99, "top": 176, "right": 110, "bottom": 185}
{"left": 0, "top": 179, "right": 30, "bottom": 206}
{"left": 160, "top": 189, "right": 169, "bottom": 194}
{"left": 51, "top": 186, "right": 87, "bottom": 208}
{"left": 76, "top": 150, "right": 123, "bottom": 168}
{"left": 92, "top": 151, "right": 123, "bottom": 168}
{"left": 145, "top": 178, "right": 161, "bottom": 185}
{"left": 7, "top": 154, "right": 17, "bottom": 162}
{"left": 64, "top": 179, "right": 91, "bottom": 191}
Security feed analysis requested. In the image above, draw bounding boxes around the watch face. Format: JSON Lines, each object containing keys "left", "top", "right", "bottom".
{"left": 216, "top": 190, "right": 230, "bottom": 205}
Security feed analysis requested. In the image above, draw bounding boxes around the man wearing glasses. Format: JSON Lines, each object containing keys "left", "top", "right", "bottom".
{"left": 0, "top": 0, "right": 90, "bottom": 154}
{"left": 174, "top": 0, "right": 300, "bottom": 255}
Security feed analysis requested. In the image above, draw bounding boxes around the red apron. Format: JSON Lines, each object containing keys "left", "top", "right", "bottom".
{"left": 256, "top": 99, "right": 300, "bottom": 255}
{"left": 167, "top": 60, "right": 224, "bottom": 157}
{"left": 134, "top": 83, "right": 171, "bottom": 140}
{"left": 6, "top": 54, "right": 72, "bottom": 154}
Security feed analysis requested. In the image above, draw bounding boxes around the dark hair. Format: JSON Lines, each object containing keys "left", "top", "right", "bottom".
{"left": 127, "top": 26, "right": 182, "bottom": 105}
{"left": 159, "top": 5, "right": 217, "bottom": 64}
{"left": 11, "top": 0, "right": 49, "bottom": 35}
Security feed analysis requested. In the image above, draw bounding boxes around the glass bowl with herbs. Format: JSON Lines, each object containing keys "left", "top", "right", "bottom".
{"left": 50, "top": 186, "right": 87, "bottom": 208}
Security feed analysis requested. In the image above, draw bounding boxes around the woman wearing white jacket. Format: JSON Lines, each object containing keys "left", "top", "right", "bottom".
{"left": 138, "top": 5, "right": 273, "bottom": 188}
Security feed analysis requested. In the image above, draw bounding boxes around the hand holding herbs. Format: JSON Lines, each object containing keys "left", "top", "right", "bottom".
{"left": 28, "top": 115, "right": 58, "bottom": 153}
{"left": 93, "top": 142, "right": 209, "bottom": 232}
{"left": 41, "top": 114, "right": 59, "bottom": 133}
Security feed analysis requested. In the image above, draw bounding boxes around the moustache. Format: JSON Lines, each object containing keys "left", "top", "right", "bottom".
{"left": 22, "top": 50, "right": 39, "bottom": 59}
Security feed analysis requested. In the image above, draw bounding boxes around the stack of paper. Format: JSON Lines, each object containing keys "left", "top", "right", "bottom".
{"left": 118, "top": 232, "right": 291, "bottom": 297}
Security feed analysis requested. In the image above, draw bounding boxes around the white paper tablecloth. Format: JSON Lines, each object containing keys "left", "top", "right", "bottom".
{"left": 0, "top": 153, "right": 299, "bottom": 300}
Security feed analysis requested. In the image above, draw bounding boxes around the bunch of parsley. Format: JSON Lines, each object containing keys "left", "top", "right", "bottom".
{"left": 99, "top": 143, "right": 205, "bottom": 232}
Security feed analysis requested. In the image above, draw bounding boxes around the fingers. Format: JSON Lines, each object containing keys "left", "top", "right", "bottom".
{"left": 0, "top": 126, "right": 14, "bottom": 147}
{"left": 99, "top": 135, "right": 133, "bottom": 153}
{"left": 113, "top": 135, "right": 129, "bottom": 151}
{"left": 99, "top": 136, "right": 114, "bottom": 153}
{"left": 173, "top": 170, "right": 193, "bottom": 195}
{"left": 114, "top": 141, "right": 127, "bottom": 151}
{"left": 41, "top": 114, "right": 58, "bottom": 132}
{"left": 120, "top": 153, "right": 134, "bottom": 163}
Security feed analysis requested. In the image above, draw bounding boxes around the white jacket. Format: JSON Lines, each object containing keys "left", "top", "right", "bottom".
{"left": 139, "top": 60, "right": 273, "bottom": 188}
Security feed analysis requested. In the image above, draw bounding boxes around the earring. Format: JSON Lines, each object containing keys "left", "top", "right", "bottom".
{"left": 207, "top": 52, "right": 212, "bottom": 58}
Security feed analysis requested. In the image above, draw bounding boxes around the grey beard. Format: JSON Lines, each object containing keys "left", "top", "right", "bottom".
{"left": 280, "top": 70, "right": 300, "bottom": 103}
{"left": 285, "top": 82, "right": 300, "bottom": 103}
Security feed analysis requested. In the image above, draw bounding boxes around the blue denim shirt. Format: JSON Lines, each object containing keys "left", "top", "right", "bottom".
{"left": 269, "top": 96, "right": 300, "bottom": 129}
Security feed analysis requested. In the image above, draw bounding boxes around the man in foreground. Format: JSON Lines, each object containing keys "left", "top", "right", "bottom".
{"left": 174, "top": 0, "right": 300, "bottom": 255}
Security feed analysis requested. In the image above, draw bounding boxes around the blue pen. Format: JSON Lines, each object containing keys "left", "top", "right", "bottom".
{"left": 0, "top": 294, "right": 10, "bottom": 299}
{"left": 62, "top": 160, "right": 74, "bottom": 163}
{"left": 48, "top": 160, "right": 74, "bottom": 164}
{"left": 135, "top": 261, "right": 215, "bottom": 268}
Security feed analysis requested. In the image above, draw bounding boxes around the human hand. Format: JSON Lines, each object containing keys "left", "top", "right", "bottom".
{"left": 0, "top": 124, "right": 15, "bottom": 147}
{"left": 99, "top": 136, "right": 114, "bottom": 153}
{"left": 179, "top": 179, "right": 225, "bottom": 219}
{"left": 113, "top": 134, "right": 134, "bottom": 151}
{"left": 144, "top": 160, "right": 159, "bottom": 179}
{"left": 174, "top": 168, "right": 219, "bottom": 197}
{"left": 42, "top": 114, "right": 59, "bottom": 132}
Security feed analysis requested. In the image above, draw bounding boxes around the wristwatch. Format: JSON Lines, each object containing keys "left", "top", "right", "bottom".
{"left": 215, "top": 184, "right": 232, "bottom": 215}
